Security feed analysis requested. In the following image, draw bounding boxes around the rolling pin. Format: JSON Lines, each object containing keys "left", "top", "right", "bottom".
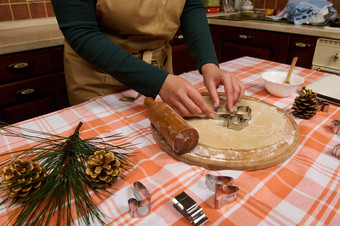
{"left": 144, "top": 97, "right": 199, "bottom": 154}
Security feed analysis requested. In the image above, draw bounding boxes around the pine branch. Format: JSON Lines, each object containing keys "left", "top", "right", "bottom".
{"left": 0, "top": 121, "right": 134, "bottom": 225}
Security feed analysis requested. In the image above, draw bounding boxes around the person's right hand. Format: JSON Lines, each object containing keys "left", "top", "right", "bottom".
{"left": 201, "top": 63, "right": 245, "bottom": 113}
{"left": 158, "top": 74, "right": 215, "bottom": 118}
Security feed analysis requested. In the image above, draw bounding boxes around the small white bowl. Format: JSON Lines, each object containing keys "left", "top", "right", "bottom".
{"left": 261, "top": 71, "right": 305, "bottom": 97}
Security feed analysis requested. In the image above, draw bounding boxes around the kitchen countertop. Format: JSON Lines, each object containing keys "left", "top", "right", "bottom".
{"left": 0, "top": 17, "right": 64, "bottom": 55}
{"left": 1, "top": 16, "right": 340, "bottom": 55}
{"left": 207, "top": 15, "right": 340, "bottom": 40}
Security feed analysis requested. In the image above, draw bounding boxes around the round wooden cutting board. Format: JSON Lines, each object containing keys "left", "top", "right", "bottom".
{"left": 151, "top": 95, "right": 300, "bottom": 171}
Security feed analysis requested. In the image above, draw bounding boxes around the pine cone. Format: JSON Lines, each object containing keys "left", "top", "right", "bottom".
{"left": 1, "top": 159, "right": 46, "bottom": 199}
{"left": 292, "top": 89, "right": 318, "bottom": 119}
{"left": 86, "top": 150, "right": 122, "bottom": 187}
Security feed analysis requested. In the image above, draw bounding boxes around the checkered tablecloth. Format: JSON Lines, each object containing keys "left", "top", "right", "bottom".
{"left": 1, "top": 57, "right": 339, "bottom": 225}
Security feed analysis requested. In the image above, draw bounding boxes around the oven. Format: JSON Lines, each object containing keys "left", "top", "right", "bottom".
{"left": 307, "top": 38, "right": 340, "bottom": 105}
{"left": 312, "top": 38, "right": 340, "bottom": 75}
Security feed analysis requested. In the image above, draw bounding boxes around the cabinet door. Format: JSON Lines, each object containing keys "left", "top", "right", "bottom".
{"left": 210, "top": 25, "right": 290, "bottom": 64}
{"left": 171, "top": 31, "right": 197, "bottom": 75}
{"left": 287, "top": 35, "right": 317, "bottom": 69}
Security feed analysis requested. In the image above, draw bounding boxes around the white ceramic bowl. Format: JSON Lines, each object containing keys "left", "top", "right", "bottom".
{"left": 261, "top": 71, "right": 305, "bottom": 97}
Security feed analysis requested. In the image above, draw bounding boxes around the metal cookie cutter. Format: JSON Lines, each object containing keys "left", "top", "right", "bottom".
{"left": 173, "top": 192, "right": 209, "bottom": 226}
{"left": 216, "top": 106, "right": 252, "bottom": 131}
{"left": 330, "top": 119, "right": 340, "bottom": 135}
{"left": 332, "top": 144, "right": 340, "bottom": 159}
{"left": 128, "top": 181, "right": 151, "bottom": 218}
{"left": 317, "top": 98, "right": 330, "bottom": 112}
{"left": 205, "top": 174, "right": 239, "bottom": 209}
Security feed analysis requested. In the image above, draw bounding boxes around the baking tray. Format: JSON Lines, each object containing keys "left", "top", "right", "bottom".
{"left": 304, "top": 74, "right": 340, "bottom": 106}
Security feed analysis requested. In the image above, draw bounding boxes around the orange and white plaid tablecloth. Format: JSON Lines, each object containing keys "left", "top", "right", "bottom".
{"left": 1, "top": 57, "right": 339, "bottom": 225}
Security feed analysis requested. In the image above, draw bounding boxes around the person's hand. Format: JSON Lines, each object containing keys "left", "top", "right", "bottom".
{"left": 201, "top": 63, "right": 245, "bottom": 112}
{"left": 159, "top": 74, "right": 215, "bottom": 118}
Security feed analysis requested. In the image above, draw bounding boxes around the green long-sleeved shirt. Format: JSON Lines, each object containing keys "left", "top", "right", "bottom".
{"left": 51, "top": 0, "right": 218, "bottom": 98}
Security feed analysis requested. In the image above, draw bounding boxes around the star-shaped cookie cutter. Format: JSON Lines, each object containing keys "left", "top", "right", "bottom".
{"left": 215, "top": 106, "right": 252, "bottom": 131}
{"left": 205, "top": 174, "right": 239, "bottom": 209}
{"left": 128, "top": 181, "right": 151, "bottom": 218}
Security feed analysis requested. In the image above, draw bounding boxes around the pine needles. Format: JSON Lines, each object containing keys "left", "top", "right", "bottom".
{"left": 0, "top": 121, "right": 134, "bottom": 226}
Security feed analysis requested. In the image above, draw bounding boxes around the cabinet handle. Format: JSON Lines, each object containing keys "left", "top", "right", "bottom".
{"left": 7, "top": 62, "right": 33, "bottom": 71}
{"left": 16, "top": 88, "right": 36, "bottom": 96}
{"left": 295, "top": 42, "right": 311, "bottom": 48}
{"left": 239, "top": 34, "right": 252, "bottom": 40}
{"left": 174, "top": 34, "right": 184, "bottom": 40}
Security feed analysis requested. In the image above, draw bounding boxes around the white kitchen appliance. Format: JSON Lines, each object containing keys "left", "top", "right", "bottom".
{"left": 308, "top": 38, "right": 340, "bottom": 105}
{"left": 312, "top": 38, "right": 340, "bottom": 74}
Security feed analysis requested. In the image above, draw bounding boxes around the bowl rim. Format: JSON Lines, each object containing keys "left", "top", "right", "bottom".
{"left": 261, "top": 71, "right": 304, "bottom": 86}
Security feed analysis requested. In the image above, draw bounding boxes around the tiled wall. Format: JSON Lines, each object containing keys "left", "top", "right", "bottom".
{"left": 0, "top": 0, "right": 339, "bottom": 22}
{"left": 0, "top": 0, "right": 54, "bottom": 22}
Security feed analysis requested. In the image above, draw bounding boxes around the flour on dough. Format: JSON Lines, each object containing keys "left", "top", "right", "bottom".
{"left": 186, "top": 96, "right": 287, "bottom": 150}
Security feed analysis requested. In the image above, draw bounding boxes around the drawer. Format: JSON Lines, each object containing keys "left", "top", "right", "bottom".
{"left": 210, "top": 25, "right": 290, "bottom": 63}
{"left": 0, "top": 72, "right": 68, "bottom": 106}
{"left": 218, "top": 26, "right": 290, "bottom": 48}
{"left": 1, "top": 96, "right": 56, "bottom": 124}
{"left": 0, "top": 47, "right": 64, "bottom": 84}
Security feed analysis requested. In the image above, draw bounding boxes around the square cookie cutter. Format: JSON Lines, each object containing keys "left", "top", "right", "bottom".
{"left": 215, "top": 106, "right": 252, "bottom": 131}
{"left": 173, "top": 191, "right": 209, "bottom": 226}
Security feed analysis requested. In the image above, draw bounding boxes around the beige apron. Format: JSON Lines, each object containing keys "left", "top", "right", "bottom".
{"left": 64, "top": 0, "right": 186, "bottom": 105}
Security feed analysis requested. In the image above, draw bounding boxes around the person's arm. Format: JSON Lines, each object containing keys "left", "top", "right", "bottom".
{"left": 51, "top": 0, "right": 168, "bottom": 98}
{"left": 179, "top": 0, "right": 245, "bottom": 111}
{"left": 179, "top": 0, "right": 219, "bottom": 71}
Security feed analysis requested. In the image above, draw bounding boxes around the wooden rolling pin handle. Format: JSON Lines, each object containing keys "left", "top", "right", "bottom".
{"left": 144, "top": 97, "right": 155, "bottom": 109}
{"left": 144, "top": 97, "right": 199, "bottom": 154}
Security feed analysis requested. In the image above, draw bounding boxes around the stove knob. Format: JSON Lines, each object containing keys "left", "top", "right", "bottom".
{"left": 334, "top": 52, "right": 340, "bottom": 62}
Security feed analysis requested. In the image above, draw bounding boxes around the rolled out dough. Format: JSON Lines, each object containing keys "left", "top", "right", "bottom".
{"left": 185, "top": 96, "right": 287, "bottom": 150}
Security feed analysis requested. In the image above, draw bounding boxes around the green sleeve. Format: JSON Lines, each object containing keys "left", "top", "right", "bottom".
{"left": 51, "top": 0, "right": 168, "bottom": 98}
{"left": 52, "top": 0, "right": 218, "bottom": 98}
{"left": 180, "top": 0, "right": 219, "bottom": 72}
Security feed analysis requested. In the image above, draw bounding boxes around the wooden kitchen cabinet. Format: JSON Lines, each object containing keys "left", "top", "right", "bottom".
{"left": 210, "top": 25, "right": 291, "bottom": 64}
{"left": 209, "top": 25, "right": 318, "bottom": 69}
{"left": 170, "top": 26, "right": 316, "bottom": 74}
{"left": 170, "top": 30, "right": 197, "bottom": 75}
{"left": 0, "top": 46, "right": 69, "bottom": 124}
{"left": 287, "top": 35, "right": 317, "bottom": 69}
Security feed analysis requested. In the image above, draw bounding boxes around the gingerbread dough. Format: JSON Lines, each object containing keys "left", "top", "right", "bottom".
{"left": 185, "top": 96, "right": 287, "bottom": 150}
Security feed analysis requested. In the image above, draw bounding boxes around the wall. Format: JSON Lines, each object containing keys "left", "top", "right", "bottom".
{"left": 0, "top": 0, "right": 54, "bottom": 21}
{"left": 0, "top": 0, "right": 339, "bottom": 22}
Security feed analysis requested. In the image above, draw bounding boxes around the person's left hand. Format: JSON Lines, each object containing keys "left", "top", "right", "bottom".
{"left": 201, "top": 63, "right": 245, "bottom": 112}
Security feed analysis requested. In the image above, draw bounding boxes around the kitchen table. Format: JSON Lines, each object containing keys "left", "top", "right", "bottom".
{"left": 0, "top": 57, "right": 339, "bottom": 225}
